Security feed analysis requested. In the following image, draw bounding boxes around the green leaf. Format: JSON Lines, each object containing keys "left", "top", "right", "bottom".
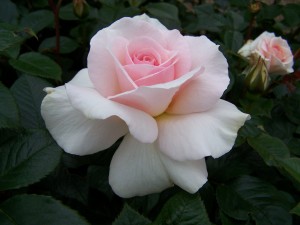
{"left": 154, "top": 192, "right": 211, "bottom": 225}
{"left": 283, "top": 91, "right": 300, "bottom": 125}
{"left": 224, "top": 30, "right": 243, "bottom": 52}
{"left": 217, "top": 185, "right": 252, "bottom": 220}
{"left": 207, "top": 149, "right": 252, "bottom": 182}
{"left": 226, "top": 11, "right": 247, "bottom": 31}
{"left": 278, "top": 157, "right": 300, "bottom": 184}
{"left": 0, "top": 0, "right": 18, "bottom": 24}
{"left": 10, "top": 75, "right": 52, "bottom": 129}
{"left": 145, "top": 3, "right": 180, "bottom": 29}
{"left": 87, "top": 165, "right": 113, "bottom": 198}
{"left": 9, "top": 52, "right": 62, "bottom": 80}
{"left": 217, "top": 176, "right": 293, "bottom": 225}
{"left": 290, "top": 202, "right": 300, "bottom": 216}
{"left": 0, "top": 130, "right": 62, "bottom": 190}
{"left": 39, "top": 36, "right": 79, "bottom": 54}
{"left": 248, "top": 133, "right": 290, "bottom": 166}
{"left": 59, "top": 3, "right": 79, "bottom": 21}
{"left": 0, "top": 194, "right": 89, "bottom": 225}
{"left": 44, "top": 167, "right": 89, "bottom": 205}
{"left": 113, "top": 204, "right": 151, "bottom": 225}
{"left": 235, "top": 117, "right": 262, "bottom": 146}
{"left": 282, "top": 4, "right": 300, "bottom": 27}
{"left": 193, "top": 4, "right": 225, "bottom": 33}
{"left": 240, "top": 95, "right": 274, "bottom": 117}
{"left": 20, "top": 10, "right": 53, "bottom": 33}
{"left": 257, "top": 4, "right": 281, "bottom": 21}
{"left": 0, "top": 30, "right": 23, "bottom": 53}
{"left": 0, "top": 82, "right": 19, "bottom": 128}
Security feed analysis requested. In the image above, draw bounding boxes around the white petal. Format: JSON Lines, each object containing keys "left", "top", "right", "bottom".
{"left": 133, "top": 14, "right": 168, "bottom": 31}
{"left": 109, "top": 135, "right": 173, "bottom": 198}
{"left": 159, "top": 153, "right": 208, "bottom": 193}
{"left": 66, "top": 84, "right": 158, "bottom": 143}
{"left": 157, "top": 100, "right": 250, "bottom": 161}
{"left": 68, "top": 68, "right": 94, "bottom": 88}
{"left": 41, "top": 87, "right": 128, "bottom": 155}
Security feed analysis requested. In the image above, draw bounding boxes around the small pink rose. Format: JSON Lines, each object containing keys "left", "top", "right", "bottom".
{"left": 238, "top": 31, "right": 294, "bottom": 75}
{"left": 41, "top": 15, "right": 249, "bottom": 198}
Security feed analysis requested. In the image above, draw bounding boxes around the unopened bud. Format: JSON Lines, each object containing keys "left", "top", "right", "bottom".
{"left": 249, "top": 2, "right": 261, "bottom": 14}
{"left": 244, "top": 57, "right": 269, "bottom": 93}
{"left": 73, "top": 0, "right": 89, "bottom": 19}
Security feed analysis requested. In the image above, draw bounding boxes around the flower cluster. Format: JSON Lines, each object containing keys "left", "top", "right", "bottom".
{"left": 238, "top": 31, "right": 294, "bottom": 92}
{"left": 41, "top": 15, "right": 249, "bottom": 198}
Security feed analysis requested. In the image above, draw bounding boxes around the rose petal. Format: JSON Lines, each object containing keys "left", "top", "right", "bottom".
{"left": 269, "top": 56, "right": 292, "bottom": 75}
{"left": 157, "top": 100, "right": 250, "bottom": 161}
{"left": 133, "top": 14, "right": 168, "bottom": 31}
{"left": 126, "top": 37, "right": 172, "bottom": 66}
{"left": 88, "top": 15, "right": 192, "bottom": 97}
{"left": 167, "top": 36, "right": 229, "bottom": 114}
{"left": 68, "top": 68, "right": 94, "bottom": 88}
{"left": 65, "top": 84, "right": 158, "bottom": 143}
{"left": 109, "top": 134, "right": 173, "bottom": 198}
{"left": 41, "top": 87, "right": 128, "bottom": 155}
{"left": 159, "top": 153, "right": 208, "bottom": 193}
{"left": 109, "top": 67, "right": 204, "bottom": 116}
{"left": 88, "top": 36, "right": 137, "bottom": 96}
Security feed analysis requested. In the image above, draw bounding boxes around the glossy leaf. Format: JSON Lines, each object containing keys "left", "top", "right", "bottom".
{"left": 248, "top": 133, "right": 290, "bottom": 166}
{"left": 0, "top": 82, "right": 19, "bottom": 128}
{"left": 278, "top": 157, "right": 300, "bottom": 184}
{"left": 0, "top": 29, "right": 23, "bottom": 53}
{"left": 113, "top": 204, "right": 151, "bottom": 225}
{"left": 0, "top": 194, "right": 89, "bottom": 225}
{"left": 145, "top": 2, "right": 180, "bottom": 29}
{"left": 0, "top": 130, "right": 62, "bottom": 190}
{"left": 10, "top": 75, "right": 52, "bottom": 129}
{"left": 224, "top": 30, "right": 243, "bottom": 52}
{"left": 217, "top": 176, "right": 293, "bottom": 225}
{"left": 193, "top": 4, "right": 225, "bottom": 33}
{"left": 154, "top": 192, "right": 211, "bottom": 225}
{"left": 39, "top": 36, "right": 79, "bottom": 54}
{"left": 290, "top": 202, "right": 300, "bottom": 216}
{"left": 20, "top": 10, "right": 53, "bottom": 33}
{"left": 9, "top": 52, "right": 62, "bottom": 80}
{"left": 0, "top": 0, "right": 18, "bottom": 24}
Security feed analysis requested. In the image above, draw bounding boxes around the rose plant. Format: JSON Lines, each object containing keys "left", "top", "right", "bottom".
{"left": 41, "top": 14, "right": 249, "bottom": 198}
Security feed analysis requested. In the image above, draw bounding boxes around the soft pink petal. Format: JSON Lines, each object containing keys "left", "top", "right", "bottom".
{"left": 88, "top": 35, "right": 137, "bottom": 96}
{"left": 107, "top": 47, "right": 137, "bottom": 92}
{"left": 126, "top": 36, "right": 172, "bottom": 66}
{"left": 163, "top": 30, "right": 192, "bottom": 78}
{"left": 65, "top": 84, "right": 158, "bottom": 143}
{"left": 41, "top": 87, "right": 128, "bottom": 155}
{"left": 167, "top": 36, "right": 229, "bottom": 114}
{"left": 109, "top": 67, "right": 204, "bottom": 116}
{"left": 109, "top": 134, "right": 173, "bottom": 198}
{"left": 157, "top": 100, "right": 250, "bottom": 161}
{"left": 134, "top": 62, "right": 175, "bottom": 87}
{"left": 159, "top": 153, "right": 208, "bottom": 193}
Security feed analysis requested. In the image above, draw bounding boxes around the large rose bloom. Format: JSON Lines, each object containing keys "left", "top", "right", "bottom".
{"left": 41, "top": 15, "right": 249, "bottom": 198}
{"left": 238, "top": 31, "right": 294, "bottom": 75}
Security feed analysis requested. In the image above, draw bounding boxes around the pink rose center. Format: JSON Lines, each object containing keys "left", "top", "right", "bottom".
{"left": 122, "top": 37, "right": 177, "bottom": 87}
{"left": 133, "top": 49, "right": 160, "bottom": 66}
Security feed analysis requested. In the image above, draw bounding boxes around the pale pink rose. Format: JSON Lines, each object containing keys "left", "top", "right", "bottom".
{"left": 238, "top": 31, "right": 294, "bottom": 75}
{"left": 41, "top": 15, "right": 249, "bottom": 198}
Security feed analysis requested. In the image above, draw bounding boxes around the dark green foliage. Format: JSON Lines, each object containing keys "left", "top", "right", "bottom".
{"left": 0, "top": 0, "right": 299, "bottom": 224}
